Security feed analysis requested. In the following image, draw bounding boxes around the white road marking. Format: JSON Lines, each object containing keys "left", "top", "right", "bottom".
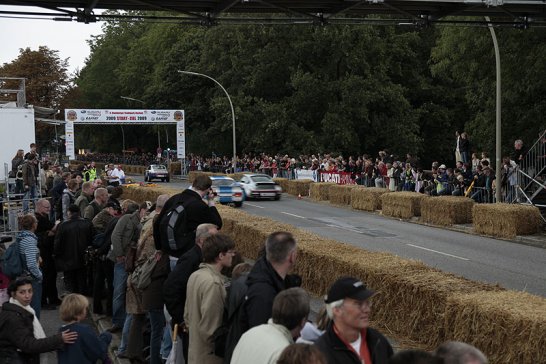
{"left": 245, "top": 203, "right": 265, "bottom": 209}
{"left": 281, "top": 212, "right": 306, "bottom": 219}
{"left": 406, "top": 243, "right": 470, "bottom": 261}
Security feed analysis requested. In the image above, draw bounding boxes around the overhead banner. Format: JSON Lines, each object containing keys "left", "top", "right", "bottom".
{"left": 64, "top": 109, "right": 184, "bottom": 124}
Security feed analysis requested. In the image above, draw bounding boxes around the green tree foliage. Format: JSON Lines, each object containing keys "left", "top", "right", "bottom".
{"left": 67, "top": 17, "right": 545, "bottom": 165}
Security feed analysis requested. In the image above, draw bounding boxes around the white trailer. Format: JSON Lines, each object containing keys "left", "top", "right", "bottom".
{"left": 0, "top": 105, "right": 36, "bottom": 180}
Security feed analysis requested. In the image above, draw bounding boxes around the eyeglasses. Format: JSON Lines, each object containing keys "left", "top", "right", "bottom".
{"left": 344, "top": 299, "right": 372, "bottom": 310}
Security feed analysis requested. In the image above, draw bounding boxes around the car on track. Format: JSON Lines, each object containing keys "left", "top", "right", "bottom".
{"left": 239, "top": 173, "right": 282, "bottom": 200}
{"left": 144, "top": 164, "right": 170, "bottom": 182}
{"left": 210, "top": 176, "right": 244, "bottom": 207}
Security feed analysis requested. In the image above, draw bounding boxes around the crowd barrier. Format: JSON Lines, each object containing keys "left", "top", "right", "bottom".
{"left": 309, "top": 182, "right": 337, "bottom": 201}
{"left": 328, "top": 184, "right": 360, "bottom": 205}
{"left": 472, "top": 203, "right": 543, "bottom": 239}
{"left": 381, "top": 192, "right": 429, "bottom": 219}
{"left": 351, "top": 187, "right": 389, "bottom": 212}
{"left": 421, "top": 196, "right": 474, "bottom": 226}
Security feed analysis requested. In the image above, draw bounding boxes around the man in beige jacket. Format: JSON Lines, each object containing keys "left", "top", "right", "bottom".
{"left": 184, "top": 233, "right": 236, "bottom": 364}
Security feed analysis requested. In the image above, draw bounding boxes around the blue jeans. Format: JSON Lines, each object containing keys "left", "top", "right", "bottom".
{"left": 112, "top": 262, "right": 127, "bottom": 327}
{"left": 23, "top": 185, "right": 37, "bottom": 213}
{"left": 117, "top": 314, "right": 132, "bottom": 354}
{"left": 149, "top": 309, "right": 166, "bottom": 364}
{"left": 30, "top": 279, "right": 42, "bottom": 319}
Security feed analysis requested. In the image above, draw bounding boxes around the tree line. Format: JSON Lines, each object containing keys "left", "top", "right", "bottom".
{"left": 1, "top": 15, "right": 544, "bottom": 166}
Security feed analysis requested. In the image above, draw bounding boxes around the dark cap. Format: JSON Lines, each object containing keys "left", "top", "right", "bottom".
{"left": 104, "top": 201, "right": 118, "bottom": 209}
{"left": 324, "top": 277, "right": 374, "bottom": 303}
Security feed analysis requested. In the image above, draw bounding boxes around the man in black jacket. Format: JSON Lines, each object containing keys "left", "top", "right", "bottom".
{"left": 163, "top": 223, "right": 218, "bottom": 362}
{"left": 315, "top": 277, "right": 393, "bottom": 364}
{"left": 243, "top": 231, "right": 298, "bottom": 330}
{"left": 53, "top": 204, "right": 94, "bottom": 294}
{"left": 154, "top": 174, "right": 222, "bottom": 260}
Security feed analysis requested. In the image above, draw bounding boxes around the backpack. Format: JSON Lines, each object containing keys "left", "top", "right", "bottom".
{"left": 0, "top": 237, "right": 26, "bottom": 279}
{"left": 129, "top": 251, "right": 161, "bottom": 290}
{"left": 154, "top": 202, "right": 194, "bottom": 255}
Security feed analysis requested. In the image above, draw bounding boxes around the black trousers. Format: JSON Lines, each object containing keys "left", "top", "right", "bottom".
{"left": 92, "top": 258, "right": 114, "bottom": 315}
{"left": 41, "top": 256, "right": 59, "bottom": 304}
{"left": 64, "top": 268, "right": 87, "bottom": 294}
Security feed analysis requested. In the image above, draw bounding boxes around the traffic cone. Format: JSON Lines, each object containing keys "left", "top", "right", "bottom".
{"left": 298, "top": 193, "right": 302, "bottom": 200}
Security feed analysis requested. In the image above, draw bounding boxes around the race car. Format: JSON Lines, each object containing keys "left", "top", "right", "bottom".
{"left": 210, "top": 176, "right": 244, "bottom": 207}
{"left": 239, "top": 173, "right": 282, "bottom": 200}
{"left": 144, "top": 164, "right": 170, "bottom": 182}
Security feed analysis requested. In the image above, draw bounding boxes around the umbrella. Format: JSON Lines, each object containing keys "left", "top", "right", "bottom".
{"left": 166, "top": 324, "right": 185, "bottom": 364}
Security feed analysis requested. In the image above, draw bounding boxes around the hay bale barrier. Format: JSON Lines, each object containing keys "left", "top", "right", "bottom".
{"left": 473, "top": 204, "right": 543, "bottom": 238}
{"left": 286, "top": 180, "right": 313, "bottom": 197}
{"left": 351, "top": 187, "right": 389, "bottom": 211}
{"left": 309, "top": 182, "right": 337, "bottom": 201}
{"left": 446, "top": 291, "right": 546, "bottom": 364}
{"left": 381, "top": 192, "right": 429, "bottom": 219}
{"left": 328, "top": 184, "right": 359, "bottom": 205}
{"left": 421, "top": 196, "right": 474, "bottom": 226}
{"left": 122, "top": 185, "right": 178, "bottom": 204}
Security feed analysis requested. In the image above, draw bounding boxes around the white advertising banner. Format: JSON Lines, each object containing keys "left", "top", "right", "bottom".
{"left": 295, "top": 169, "right": 318, "bottom": 182}
{"left": 65, "top": 121, "right": 75, "bottom": 160}
{"left": 64, "top": 109, "right": 184, "bottom": 124}
{"left": 176, "top": 121, "right": 186, "bottom": 159}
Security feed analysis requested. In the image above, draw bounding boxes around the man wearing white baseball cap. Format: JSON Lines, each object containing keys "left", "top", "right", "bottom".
{"left": 315, "top": 277, "right": 393, "bottom": 364}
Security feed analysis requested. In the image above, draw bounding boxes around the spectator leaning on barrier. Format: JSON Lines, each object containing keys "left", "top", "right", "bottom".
{"left": 315, "top": 276, "right": 393, "bottom": 364}
{"left": 231, "top": 287, "right": 311, "bottom": 364}
{"left": 243, "top": 231, "right": 299, "bottom": 330}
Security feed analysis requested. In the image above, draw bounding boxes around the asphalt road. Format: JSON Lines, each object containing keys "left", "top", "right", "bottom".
{"left": 138, "top": 176, "right": 546, "bottom": 297}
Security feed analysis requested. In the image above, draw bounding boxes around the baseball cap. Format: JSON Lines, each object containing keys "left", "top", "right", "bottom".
{"left": 324, "top": 277, "right": 375, "bottom": 303}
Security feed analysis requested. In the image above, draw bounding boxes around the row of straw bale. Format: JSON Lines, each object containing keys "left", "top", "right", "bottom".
{"left": 122, "top": 185, "right": 178, "bottom": 204}
{"left": 351, "top": 187, "right": 389, "bottom": 211}
{"left": 328, "top": 184, "right": 360, "bottom": 205}
{"left": 309, "top": 182, "right": 337, "bottom": 201}
{"left": 285, "top": 180, "right": 314, "bottom": 197}
{"left": 472, "top": 203, "right": 543, "bottom": 239}
{"left": 421, "top": 196, "right": 474, "bottom": 226}
{"left": 216, "top": 204, "right": 546, "bottom": 363}
{"left": 381, "top": 191, "right": 429, "bottom": 218}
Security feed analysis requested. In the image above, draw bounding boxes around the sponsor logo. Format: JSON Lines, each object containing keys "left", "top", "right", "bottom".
{"left": 66, "top": 110, "right": 77, "bottom": 121}
{"left": 174, "top": 111, "right": 183, "bottom": 121}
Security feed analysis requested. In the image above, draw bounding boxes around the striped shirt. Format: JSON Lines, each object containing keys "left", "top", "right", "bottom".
{"left": 17, "top": 230, "right": 42, "bottom": 280}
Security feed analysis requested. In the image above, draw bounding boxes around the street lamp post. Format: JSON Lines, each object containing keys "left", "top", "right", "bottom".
{"left": 178, "top": 70, "right": 237, "bottom": 172}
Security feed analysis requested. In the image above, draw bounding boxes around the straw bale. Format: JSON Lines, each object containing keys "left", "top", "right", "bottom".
{"left": 121, "top": 185, "right": 178, "bottom": 204}
{"left": 328, "top": 184, "right": 360, "bottom": 205}
{"left": 351, "top": 187, "right": 389, "bottom": 211}
{"left": 473, "top": 203, "right": 543, "bottom": 238}
{"left": 309, "top": 183, "right": 337, "bottom": 201}
{"left": 286, "top": 180, "right": 314, "bottom": 197}
{"left": 169, "top": 162, "right": 181, "bottom": 174}
{"left": 421, "top": 196, "right": 474, "bottom": 226}
{"left": 445, "top": 291, "right": 546, "bottom": 364}
{"left": 381, "top": 192, "right": 430, "bottom": 219}
{"left": 273, "top": 178, "right": 289, "bottom": 192}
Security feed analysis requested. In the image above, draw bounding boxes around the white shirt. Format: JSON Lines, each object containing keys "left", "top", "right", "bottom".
{"left": 110, "top": 168, "right": 121, "bottom": 182}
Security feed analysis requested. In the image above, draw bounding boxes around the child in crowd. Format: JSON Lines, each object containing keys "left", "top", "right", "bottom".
{"left": 57, "top": 294, "right": 112, "bottom": 364}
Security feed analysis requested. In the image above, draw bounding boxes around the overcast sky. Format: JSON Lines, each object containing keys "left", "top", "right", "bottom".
{"left": 0, "top": 5, "right": 103, "bottom": 75}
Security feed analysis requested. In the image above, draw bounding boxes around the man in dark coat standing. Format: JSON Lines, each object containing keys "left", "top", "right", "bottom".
{"left": 315, "top": 277, "right": 393, "bottom": 364}
{"left": 54, "top": 204, "right": 94, "bottom": 294}
{"left": 34, "top": 198, "right": 61, "bottom": 308}
{"left": 242, "top": 231, "right": 298, "bottom": 330}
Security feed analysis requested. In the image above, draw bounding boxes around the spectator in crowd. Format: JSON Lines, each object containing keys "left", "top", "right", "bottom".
{"left": 22, "top": 153, "right": 38, "bottom": 213}
{"left": 511, "top": 139, "right": 526, "bottom": 165}
{"left": 84, "top": 187, "right": 109, "bottom": 220}
{"left": 54, "top": 205, "right": 94, "bottom": 295}
{"left": 297, "top": 307, "right": 330, "bottom": 344}
{"left": 57, "top": 294, "right": 112, "bottom": 364}
{"left": 184, "top": 233, "right": 236, "bottom": 364}
{"left": 34, "top": 199, "right": 61, "bottom": 309}
{"left": 434, "top": 341, "right": 488, "bottom": 364}
{"left": 0, "top": 277, "right": 78, "bottom": 364}
{"left": 471, "top": 153, "right": 480, "bottom": 173}
{"left": 51, "top": 172, "right": 71, "bottom": 220}
{"left": 231, "top": 287, "right": 311, "bottom": 364}
{"left": 243, "top": 231, "right": 299, "bottom": 330}
{"left": 11, "top": 149, "right": 25, "bottom": 194}
{"left": 455, "top": 131, "right": 462, "bottom": 164}
{"left": 61, "top": 179, "right": 79, "bottom": 221}
{"left": 17, "top": 214, "right": 43, "bottom": 318}
{"left": 75, "top": 181, "right": 94, "bottom": 217}
{"left": 278, "top": 343, "right": 328, "bottom": 364}
{"left": 82, "top": 161, "right": 97, "bottom": 182}
{"left": 106, "top": 201, "right": 142, "bottom": 334}
{"left": 315, "top": 276, "right": 393, "bottom": 364}
{"left": 389, "top": 350, "right": 442, "bottom": 364}
{"left": 460, "top": 132, "right": 470, "bottom": 164}
{"left": 154, "top": 174, "right": 223, "bottom": 260}
{"left": 163, "top": 223, "right": 219, "bottom": 362}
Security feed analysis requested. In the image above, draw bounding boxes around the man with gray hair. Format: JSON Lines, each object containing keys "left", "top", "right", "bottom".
{"left": 232, "top": 287, "right": 310, "bottom": 364}
{"left": 84, "top": 187, "right": 109, "bottom": 220}
{"left": 75, "top": 181, "right": 94, "bottom": 217}
{"left": 315, "top": 276, "right": 393, "bottom": 364}
{"left": 243, "top": 231, "right": 298, "bottom": 330}
{"left": 435, "top": 341, "right": 488, "bottom": 364}
{"left": 163, "top": 223, "right": 219, "bottom": 362}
